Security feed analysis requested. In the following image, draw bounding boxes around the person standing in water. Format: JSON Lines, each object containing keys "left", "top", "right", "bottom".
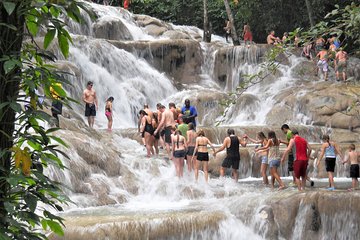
{"left": 172, "top": 129, "right": 187, "bottom": 178}
{"left": 281, "top": 130, "right": 312, "bottom": 191}
{"left": 186, "top": 123, "right": 197, "bottom": 172}
{"left": 181, "top": 99, "right": 198, "bottom": 130}
{"left": 192, "top": 129, "right": 216, "bottom": 183}
{"left": 140, "top": 109, "right": 155, "bottom": 158}
{"left": 244, "top": 132, "right": 269, "bottom": 185}
{"left": 83, "top": 81, "right": 98, "bottom": 128}
{"left": 214, "top": 129, "right": 247, "bottom": 182}
{"left": 257, "top": 131, "right": 285, "bottom": 190}
{"left": 154, "top": 105, "right": 176, "bottom": 160}
{"left": 342, "top": 144, "right": 359, "bottom": 191}
{"left": 105, "top": 97, "right": 114, "bottom": 131}
{"left": 316, "top": 134, "right": 343, "bottom": 190}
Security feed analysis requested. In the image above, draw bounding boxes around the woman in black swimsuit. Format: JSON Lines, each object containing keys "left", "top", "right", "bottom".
{"left": 192, "top": 129, "right": 215, "bottom": 183}
{"left": 140, "top": 110, "right": 155, "bottom": 157}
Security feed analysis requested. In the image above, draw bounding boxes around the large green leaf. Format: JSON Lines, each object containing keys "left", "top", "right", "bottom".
{"left": 24, "top": 193, "right": 38, "bottom": 213}
{"left": 44, "top": 29, "right": 56, "bottom": 49}
{"left": 2, "top": 1, "right": 16, "bottom": 15}
{"left": 45, "top": 221, "right": 64, "bottom": 237}
{"left": 57, "top": 32, "right": 69, "bottom": 58}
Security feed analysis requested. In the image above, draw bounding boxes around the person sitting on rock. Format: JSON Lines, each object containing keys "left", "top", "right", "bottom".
{"left": 267, "top": 30, "right": 280, "bottom": 45}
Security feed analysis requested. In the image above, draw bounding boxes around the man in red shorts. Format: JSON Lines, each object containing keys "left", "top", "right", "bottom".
{"left": 281, "top": 129, "right": 311, "bottom": 191}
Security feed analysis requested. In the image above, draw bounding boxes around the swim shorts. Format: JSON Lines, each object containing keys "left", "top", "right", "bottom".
{"left": 350, "top": 164, "right": 359, "bottom": 178}
{"left": 85, "top": 103, "right": 96, "bottom": 117}
{"left": 221, "top": 155, "right": 240, "bottom": 169}
{"left": 293, "top": 160, "right": 308, "bottom": 178}
{"left": 197, "top": 152, "right": 209, "bottom": 161}
{"left": 325, "top": 158, "right": 336, "bottom": 172}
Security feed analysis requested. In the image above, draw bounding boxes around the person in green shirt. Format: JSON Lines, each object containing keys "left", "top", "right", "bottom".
{"left": 177, "top": 115, "right": 188, "bottom": 141}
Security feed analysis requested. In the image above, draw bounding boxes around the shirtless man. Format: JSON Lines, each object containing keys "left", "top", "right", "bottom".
{"left": 335, "top": 48, "right": 347, "bottom": 82}
{"left": 154, "top": 105, "right": 176, "bottom": 159}
{"left": 267, "top": 30, "right": 280, "bottom": 45}
{"left": 342, "top": 144, "right": 359, "bottom": 191}
{"left": 316, "top": 49, "right": 329, "bottom": 81}
{"left": 315, "top": 36, "right": 325, "bottom": 53}
{"left": 82, "top": 81, "right": 98, "bottom": 128}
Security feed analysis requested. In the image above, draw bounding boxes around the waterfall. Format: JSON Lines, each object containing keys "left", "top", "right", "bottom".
{"left": 39, "top": 2, "right": 360, "bottom": 240}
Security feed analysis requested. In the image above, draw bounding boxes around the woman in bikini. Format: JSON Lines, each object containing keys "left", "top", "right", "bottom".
{"left": 139, "top": 109, "right": 155, "bottom": 158}
{"left": 105, "top": 97, "right": 114, "bottom": 131}
{"left": 256, "top": 131, "right": 285, "bottom": 190}
{"left": 186, "top": 123, "right": 197, "bottom": 172}
{"left": 245, "top": 132, "right": 269, "bottom": 185}
{"left": 192, "top": 129, "right": 215, "bottom": 183}
{"left": 172, "top": 129, "right": 187, "bottom": 178}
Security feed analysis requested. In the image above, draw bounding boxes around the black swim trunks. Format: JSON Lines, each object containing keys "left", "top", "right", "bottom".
{"left": 221, "top": 155, "right": 240, "bottom": 170}
{"left": 164, "top": 126, "right": 172, "bottom": 144}
{"left": 325, "top": 157, "right": 336, "bottom": 172}
{"left": 197, "top": 152, "right": 209, "bottom": 161}
{"left": 350, "top": 164, "right": 359, "bottom": 178}
{"left": 288, "top": 154, "right": 294, "bottom": 172}
{"left": 85, "top": 103, "right": 96, "bottom": 117}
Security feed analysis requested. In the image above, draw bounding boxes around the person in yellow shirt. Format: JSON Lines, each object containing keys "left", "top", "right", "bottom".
{"left": 50, "top": 83, "right": 63, "bottom": 127}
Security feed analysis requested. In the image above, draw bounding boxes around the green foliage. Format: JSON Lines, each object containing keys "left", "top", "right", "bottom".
{"left": 298, "top": 2, "right": 360, "bottom": 56}
{"left": 131, "top": 0, "right": 353, "bottom": 43}
{"left": 0, "top": 0, "right": 93, "bottom": 239}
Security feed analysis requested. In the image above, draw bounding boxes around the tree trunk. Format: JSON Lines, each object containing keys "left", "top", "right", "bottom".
{"left": 0, "top": 3, "right": 26, "bottom": 226}
{"left": 305, "top": 0, "right": 315, "bottom": 27}
{"left": 203, "top": 0, "right": 211, "bottom": 42}
{"left": 223, "top": 0, "right": 240, "bottom": 45}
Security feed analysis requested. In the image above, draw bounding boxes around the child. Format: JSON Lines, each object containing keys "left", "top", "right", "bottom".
{"left": 342, "top": 144, "right": 359, "bottom": 191}
{"left": 105, "top": 97, "right": 114, "bottom": 131}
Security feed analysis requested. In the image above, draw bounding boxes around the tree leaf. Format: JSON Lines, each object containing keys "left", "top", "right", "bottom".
{"left": 46, "top": 220, "right": 64, "bottom": 236}
{"left": 3, "top": 60, "right": 16, "bottom": 74}
{"left": 44, "top": 29, "right": 56, "bottom": 49}
{"left": 2, "top": 1, "right": 16, "bottom": 15}
{"left": 24, "top": 193, "right": 38, "bottom": 212}
{"left": 57, "top": 32, "right": 69, "bottom": 58}
{"left": 26, "top": 20, "right": 39, "bottom": 37}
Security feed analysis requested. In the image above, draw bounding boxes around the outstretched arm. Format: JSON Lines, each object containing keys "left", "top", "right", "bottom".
{"left": 316, "top": 144, "right": 326, "bottom": 168}
{"left": 281, "top": 139, "right": 294, "bottom": 162}
{"left": 214, "top": 138, "right": 228, "bottom": 156}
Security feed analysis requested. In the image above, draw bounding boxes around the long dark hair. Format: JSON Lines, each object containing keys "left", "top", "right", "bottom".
{"left": 268, "top": 131, "right": 279, "bottom": 146}
{"left": 106, "top": 96, "right": 114, "bottom": 102}
{"left": 175, "top": 129, "right": 182, "bottom": 148}
{"left": 322, "top": 134, "right": 331, "bottom": 146}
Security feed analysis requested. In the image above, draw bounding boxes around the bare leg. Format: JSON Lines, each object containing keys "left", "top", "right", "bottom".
{"left": 220, "top": 167, "right": 226, "bottom": 178}
{"left": 204, "top": 162, "right": 209, "bottom": 183}
{"left": 343, "top": 72, "right": 347, "bottom": 82}
{"left": 301, "top": 177, "right": 306, "bottom": 190}
{"left": 186, "top": 155, "right": 192, "bottom": 172}
{"left": 195, "top": 160, "right": 201, "bottom": 182}
{"left": 261, "top": 163, "right": 269, "bottom": 185}
{"left": 328, "top": 171, "right": 335, "bottom": 188}
{"left": 232, "top": 169, "right": 239, "bottom": 182}
{"left": 179, "top": 158, "right": 184, "bottom": 177}
{"left": 271, "top": 167, "right": 285, "bottom": 189}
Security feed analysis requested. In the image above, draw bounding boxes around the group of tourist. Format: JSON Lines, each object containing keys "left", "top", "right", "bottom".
{"left": 136, "top": 99, "right": 359, "bottom": 191}
{"left": 73, "top": 81, "right": 360, "bottom": 191}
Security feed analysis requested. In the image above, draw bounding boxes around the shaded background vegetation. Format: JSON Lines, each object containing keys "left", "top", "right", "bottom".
{"left": 129, "top": 0, "right": 354, "bottom": 43}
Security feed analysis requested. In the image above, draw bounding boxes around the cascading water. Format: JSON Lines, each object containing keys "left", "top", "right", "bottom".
{"left": 45, "top": 2, "right": 359, "bottom": 240}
